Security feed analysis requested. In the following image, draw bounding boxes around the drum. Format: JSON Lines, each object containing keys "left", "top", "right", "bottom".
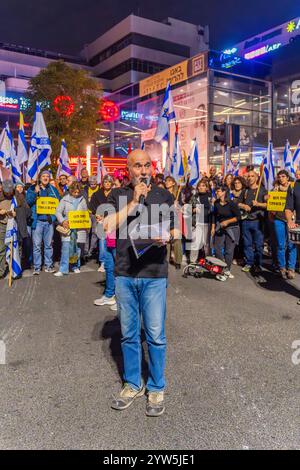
{"left": 288, "top": 227, "right": 300, "bottom": 244}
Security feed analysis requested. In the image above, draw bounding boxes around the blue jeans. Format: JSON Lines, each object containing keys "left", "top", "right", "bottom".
{"left": 104, "top": 247, "right": 116, "bottom": 297}
{"left": 115, "top": 276, "right": 167, "bottom": 392}
{"left": 59, "top": 241, "right": 81, "bottom": 274}
{"left": 99, "top": 238, "right": 107, "bottom": 264}
{"left": 274, "top": 219, "right": 297, "bottom": 270}
{"left": 32, "top": 221, "right": 54, "bottom": 270}
{"left": 242, "top": 219, "right": 264, "bottom": 267}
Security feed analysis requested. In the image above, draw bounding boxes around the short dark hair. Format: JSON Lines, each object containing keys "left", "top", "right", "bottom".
{"left": 69, "top": 181, "right": 82, "bottom": 195}
{"left": 232, "top": 176, "right": 246, "bottom": 189}
{"left": 277, "top": 170, "right": 289, "bottom": 179}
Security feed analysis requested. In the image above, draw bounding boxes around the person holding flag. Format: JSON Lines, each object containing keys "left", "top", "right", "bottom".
{"left": 26, "top": 170, "right": 60, "bottom": 275}
{"left": 240, "top": 168, "right": 268, "bottom": 273}
{"left": 291, "top": 140, "right": 300, "bottom": 177}
{"left": 165, "top": 175, "right": 183, "bottom": 269}
{"left": 27, "top": 104, "right": 52, "bottom": 182}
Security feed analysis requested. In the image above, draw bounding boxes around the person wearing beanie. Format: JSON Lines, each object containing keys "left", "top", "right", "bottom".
{"left": 26, "top": 170, "right": 60, "bottom": 275}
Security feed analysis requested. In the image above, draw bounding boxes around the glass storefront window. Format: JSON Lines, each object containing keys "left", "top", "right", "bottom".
{"left": 212, "top": 104, "right": 253, "bottom": 127}
{"left": 274, "top": 78, "right": 300, "bottom": 128}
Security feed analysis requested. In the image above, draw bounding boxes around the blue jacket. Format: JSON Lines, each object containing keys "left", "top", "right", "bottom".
{"left": 26, "top": 184, "right": 61, "bottom": 229}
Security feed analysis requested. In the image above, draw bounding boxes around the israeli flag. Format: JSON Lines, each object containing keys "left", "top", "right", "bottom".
{"left": 7, "top": 123, "right": 22, "bottom": 184}
{"left": 0, "top": 128, "right": 5, "bottom": 167}
{"left": 227, "top": 158, "right": 239, "bottom": 176}
{"left": 96, "top": 153, "right": 107, "bottom": 184}
{"left": 227, "top": 158, "right": 235, "bottom": 174}
{"left": 163, "top": 151, "right": 172, "bottom": 178}
{"left": 292, "top": 140, "right": 300, "bottom": 176}
{"left": 27, "top": 104, "right": 52, "bottom": 181}
{"left": 0, "top": 123, "right": 22, "bottom": 183}
{"left": 154, "top": 82, "right": 176, "bottom": 143}
{"left": 5, "top": 197, "right": 22, "bottom": 279}
{"left": 235, "top": 148, "right": 241, "bottom": 177}
{"left": 17, "top": 112, "right": 28, "bottom": 166}
{"left": 188, "top": 139, "right": 200, "bottom": 187}
{"left": 263, "top": 140, "right": 275, "bottom": 191}
{"left": 170, "top": 128, "right": 184, "bottom": 183}
{"left": 57, "top": 140, "right": 72, "bottom": 178}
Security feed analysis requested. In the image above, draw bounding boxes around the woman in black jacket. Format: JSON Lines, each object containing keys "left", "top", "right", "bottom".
{"left": 212, "top": 185, "right": 241, "bottom": 281}
{"left": 189, "top": 179, "right": 212, "bottom": 262}
{"left": 15, "top": 182, "right": 32, "bottom": 269}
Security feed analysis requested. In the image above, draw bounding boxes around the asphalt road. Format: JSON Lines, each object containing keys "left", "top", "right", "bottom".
{"left": 0, "top": 261, "right": 299, "bottom": 450}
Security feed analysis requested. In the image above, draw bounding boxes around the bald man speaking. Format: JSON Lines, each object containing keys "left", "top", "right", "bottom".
{"left": 104, "top": 149, "right": 176, "bottom": 417}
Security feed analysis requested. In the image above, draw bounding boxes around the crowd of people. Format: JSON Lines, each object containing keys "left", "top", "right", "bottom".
{"left": 0, "top": 163, "right": 299, "bottom": 296}
{"left": 1, "top": 151, "right": 300, "bottom": 417}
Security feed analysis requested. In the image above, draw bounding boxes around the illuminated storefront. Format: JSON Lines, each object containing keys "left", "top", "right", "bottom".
{"left": 99, "top": 51, "right": 272, "bottom": 172}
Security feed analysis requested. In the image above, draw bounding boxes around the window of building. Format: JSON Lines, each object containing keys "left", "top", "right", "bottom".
{"left": 89, "top": 33, "right": 190, "bottom": 67}
{"left": 99, "top": 59, "right": 167, "bottom": 80}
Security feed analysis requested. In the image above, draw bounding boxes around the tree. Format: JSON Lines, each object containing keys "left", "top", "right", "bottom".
{"left": 25, "top": 60, "right": 102, "bottom": 160}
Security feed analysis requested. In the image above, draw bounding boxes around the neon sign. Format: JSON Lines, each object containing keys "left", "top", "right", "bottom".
{"left": 0, "top": 95, "right": 18, "bottom": 110}
{"left": 286, "top": 19, "right": 300, "bottom": 33}
{"left": 221, "top": 57, "right": 242, "bottom": 69}
{"left": 223, "top": 47, "right": 238, "bottom": 55}
{"left": 244, "top": 42, "right": 281, "bottom": 60}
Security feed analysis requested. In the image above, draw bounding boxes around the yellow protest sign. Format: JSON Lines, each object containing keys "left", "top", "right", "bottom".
{"left": 267, "top": 191, "right": 287, "bottom": 211}
{"left": 36, "top": 197, "right": 59, "bottom": 215}
{"left": 68, "top": 211, "right": 91, "bottom": 229}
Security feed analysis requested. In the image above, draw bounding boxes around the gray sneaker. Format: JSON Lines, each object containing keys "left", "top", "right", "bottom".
{"left": 45, "top": 266, "right": 55, "bottom": 273}
{"left": 111, "top": 383, "right": 145, "bottom": 411}
{"left": 146, "top": 391, "right": 165, "bottom": 417}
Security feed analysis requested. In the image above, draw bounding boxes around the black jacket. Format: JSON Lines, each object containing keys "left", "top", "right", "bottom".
{"left": 88, "top": 189, "right": 110, "bottom": 214}
{"left": 15, "top": 203, "right": 32, "bottom": 239}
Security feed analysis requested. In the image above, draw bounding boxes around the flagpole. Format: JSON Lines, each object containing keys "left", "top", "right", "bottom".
{"left": 255, "top": 162, "right": 264, "bottom": 202}
{"left": 8, "top": 239, "right": 13, "bottom": 288}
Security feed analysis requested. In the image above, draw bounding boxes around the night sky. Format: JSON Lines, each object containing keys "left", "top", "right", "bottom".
{"left": 1, "top": 0, "right": 298, "bottom": 55}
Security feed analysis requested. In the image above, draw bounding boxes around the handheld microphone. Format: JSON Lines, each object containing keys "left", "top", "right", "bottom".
{"left": 139, "top": 177, "right": 150, "bottom": 204}
{"left": 137, "top": 177, "right": 150, "bottom": 214}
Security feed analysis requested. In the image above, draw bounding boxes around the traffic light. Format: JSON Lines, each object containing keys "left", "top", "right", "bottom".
{"left": 213, "top": 122, "right": 228, "bottom": 146}
{"left": 228, "top": 124, "right": 240, "bottom": 148}
{"left": 213, "top": 122, "right": 240, "bottom": 148}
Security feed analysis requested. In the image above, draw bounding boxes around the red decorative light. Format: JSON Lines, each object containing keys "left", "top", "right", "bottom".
{"left": 53, "top": 95, "right": 75, "bottom": 117}
{"left": 99, "top": 100, "right": 120, "bottom": 122}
